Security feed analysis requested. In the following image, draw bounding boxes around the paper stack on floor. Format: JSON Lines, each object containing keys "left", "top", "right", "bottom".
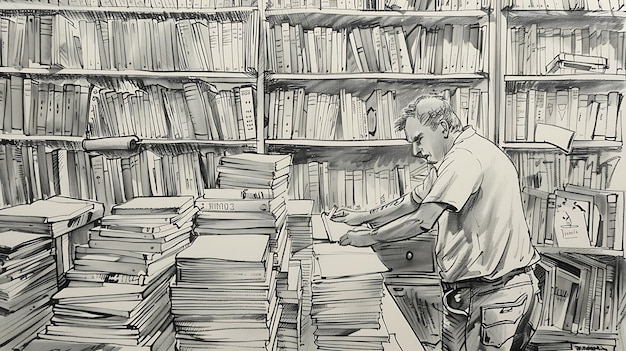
{"left": 37, "top": 196, "right": 196, "bottom": 351}
{"left": 0, "top": 231, "right": 55, "bottom": 350}
{"left": 311, "top": 243, "right": 390, "bottom": 351}
{"left": 171, "top": 235, "right": 280, "bottom": 351}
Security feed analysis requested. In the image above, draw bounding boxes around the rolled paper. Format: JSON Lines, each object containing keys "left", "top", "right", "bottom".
{"left": 82, "top": 136, "right": 140, "bottom": 151}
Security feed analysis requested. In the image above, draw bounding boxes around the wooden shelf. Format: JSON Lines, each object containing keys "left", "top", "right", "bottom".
{"left": 532, "top": 327, "right": 617, "bottom": 345}
{"left": 505, "top": 74, "right": 626, "bottom": 82}
{"left": 265, "top": 8, "right": 488, "bottom": 18}
{"left": 0, "top": 135, "right": 84, "bottom": 143}
{"left": 0, "top": 3, "right": 257, "bottom": 14}
{"left": 536, "top": 246, "right": 624, "bottom": 257}
{"left": 505, "top": 8, "right": 626, "bottom": 18}
{"left": 266, "top": 139, "right": 408, "bottom": 147}
{"left": 142, "top": 139, "right": 256, "bottom": 146}
{"left": 268, "top": 73, "right": 487, "bottom": 81}
{"left": 0, "top": 67, "right": 258, "bottom": 82}
{"left": 501, "top": 140, "right": 622, "bottom": 151}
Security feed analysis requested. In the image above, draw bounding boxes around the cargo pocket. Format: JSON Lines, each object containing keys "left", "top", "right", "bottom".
{"left": 480, "top": 294, "right": 528, "bottom": 348}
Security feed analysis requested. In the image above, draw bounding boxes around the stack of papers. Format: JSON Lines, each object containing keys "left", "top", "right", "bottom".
{"left": 311, "top": 244, "right": 390, "bottom": 351}
{"left": 276, "top": 261, "right": 303, "bottom": 351}
{"left": 286, "top": 200, "right": 314, "bottom": 252}
{"left": 67, "top": 196, "right": 196, "bottom": 286}
{"left": 0, "top": 230, "right": 55, "bottom": 350}
{"left": 35, "top": 197, "right": 194, "bottom": 351}
{"left": 39, "top": 265, "right": 175, "bottom": 351}
{"left": 171, "top": 235, "right": 281, "bottom": 351}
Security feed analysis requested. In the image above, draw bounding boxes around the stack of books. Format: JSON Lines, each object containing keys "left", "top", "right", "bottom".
{"left": 0, "top": 197, "right": 103, "bottom": 350}
{"left": 285, "top": 200, "right": 314, "bottom": 253}
{"left": 65, "top": 196, "right": 197, "bottom": 285}
{"left": 311, "top": 243, "right": 390, "bottom": 351}
{"left": 171, "top": 235, "right": 280, "bottom": 351}
{"left": 276, "top": 260, "right": 303, "bottom": 351}
{"left": 35, "top": 196, "right": 196, "bottom": 351}
{"left": 0, "top": 231, "right": 55, "bottom": 351}
{"left": 39, "top": 266, "right": 176, "bottom": 351}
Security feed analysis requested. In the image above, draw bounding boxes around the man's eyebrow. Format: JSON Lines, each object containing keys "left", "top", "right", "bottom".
{"left": 411, "top": 133, "right": 423, "bottom": 142}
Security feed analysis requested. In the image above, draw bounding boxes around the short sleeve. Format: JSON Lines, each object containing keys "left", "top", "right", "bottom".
{"left": 421, "top": 149, "right": 483, "bottom": 212}
{"left": 412, "top": 166, "right": 437, "bottom": 203}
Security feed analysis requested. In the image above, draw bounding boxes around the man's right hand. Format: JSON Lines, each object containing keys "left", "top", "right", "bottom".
{"left": 330, "top": 208, "right": 368, "bottom": 226}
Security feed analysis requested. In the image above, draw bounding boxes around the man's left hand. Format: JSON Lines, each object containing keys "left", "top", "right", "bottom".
{"left": 338, "top": 227, "right": 377, "bottom": 247}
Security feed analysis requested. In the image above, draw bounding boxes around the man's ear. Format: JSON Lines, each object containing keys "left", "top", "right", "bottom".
{"left": 440, "top": 120, "right": 450, "bottom": 138}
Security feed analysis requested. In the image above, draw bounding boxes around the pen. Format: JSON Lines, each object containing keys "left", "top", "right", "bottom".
{"left": 328, "top": 205, "right": 338, "bottom": 218}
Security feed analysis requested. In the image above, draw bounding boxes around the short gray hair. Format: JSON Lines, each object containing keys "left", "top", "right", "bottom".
{"left": 395, "top": 95, "right": 463, "bottom": 133}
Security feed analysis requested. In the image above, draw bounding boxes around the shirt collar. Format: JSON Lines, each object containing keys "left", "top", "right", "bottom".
{"left": 431, "top": 125, "right": 476, "bottom": 170}
{"left": 453, "top": 125, "right": 476, "bottom": 145}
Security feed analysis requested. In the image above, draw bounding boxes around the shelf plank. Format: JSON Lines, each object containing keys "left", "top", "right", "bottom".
{"left": 501, "top": 140, "right": 623, "bottom": 150}
{"left": 505, "top": 74, "right": 626, "bottom": 81}
{"left": 0, "top": 3, "right": 257, "bottom": 14}
{"left": 536, "top": 246, "right": 624, "bottom": 257}
{"left": 141, "top": 139, "right": 256, "bottom": 146}
{"left": 0, "top": 67, "right": 258, "bottom": 81}
{"left": 505, "top": 9, "right": 626, "bottom": 18}
{"left": 0, "top": 134, "right": 84, "bottom": 143}
{"left": 269, "top": 73, "right": 487, "bottom": 81}
{"left": 265, "top": 8, "right": 488, "bottom": 17}
{"left": 266, "top": 139, "right": 409, "bottom": 147}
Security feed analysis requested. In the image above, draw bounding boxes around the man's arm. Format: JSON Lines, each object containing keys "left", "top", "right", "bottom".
{"left": 373, "top": 202, "right": 447, "bottom": 243}
{"left": 338, "top": 202, "right": 448, "bottom": 247}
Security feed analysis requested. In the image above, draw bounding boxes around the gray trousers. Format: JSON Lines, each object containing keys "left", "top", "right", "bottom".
{"left": 441, "top": 269, "right": 543, "bottom": 351}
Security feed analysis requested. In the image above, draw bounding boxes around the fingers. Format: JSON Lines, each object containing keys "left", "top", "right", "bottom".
{"left": 330, "top": 210, "right": 347, "bottom": 219}
{"left": 339, "top": 234, "right": 351, "bottom": 246}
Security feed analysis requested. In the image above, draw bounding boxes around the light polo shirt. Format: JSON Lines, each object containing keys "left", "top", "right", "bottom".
{"left": 413, "top": 126, "right": 540, "bottom": 283}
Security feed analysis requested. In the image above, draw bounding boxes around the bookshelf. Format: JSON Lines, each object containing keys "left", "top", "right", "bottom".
{"left": 263, "top": 2, "right": 495, "bottom": 351}
{"left": 498, "top": 1, "right": 626, "bottom": 349}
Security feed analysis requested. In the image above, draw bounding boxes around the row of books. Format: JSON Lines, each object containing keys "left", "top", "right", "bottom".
{"left": 91, "top": 151, "right": 212, "bottom": 210}
{"left": 522, "top": 184, "right": 624, "bottom": 250}
{"left": 265, "top": 24, "right": 348, "bottom": 74}
{"left": 536, "top": 253, "right": 616, "bottom": 335}
{"left": 265, "top": 88, "right": 402, "bottom": 141}
{"left": 507, "top": 26, "right": 626, "bottom": 75}
{"left": 265, "top": 23, "right": 486, "bottom": 74}
{"left": 0, "top": 15, "right": 259, "bottom": 72}
{"left": 505, "top": 89, "right": 623, "bottom": 142}
{"left": 0, "top": 145, "right": 94, "bottom": 207}
{"left": 268, "top": 0, "right": 489, "bottom": 10}
{"left": 0, "top": 143, "right": 218, "bottom": 210}
{"left": 505, "top": 0, "right": 624, "bottom": 10}
{"left": 289, "top": 161, "right": 430, "bottom": 213}
{"left": 0, "top": 77, "right": 91, "bottom": 137}
{"left": 1, "top": 0, "right": 257, "bottom": 8}
{"left": 509, "top": 151, "right": 620, "bottom": 194}
{"left": 88, "top": 83, "right": 257, "bottom": 141}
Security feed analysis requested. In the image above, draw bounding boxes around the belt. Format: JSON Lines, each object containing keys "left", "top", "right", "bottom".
{"left": 442, "top": 265, "right": 534, "bottom": 291}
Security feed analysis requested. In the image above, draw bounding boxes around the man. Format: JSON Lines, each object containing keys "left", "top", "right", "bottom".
{"left": 331, "top": 94, "right": 543, "bottom": 351}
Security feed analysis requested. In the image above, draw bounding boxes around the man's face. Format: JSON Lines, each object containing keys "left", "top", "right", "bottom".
{"left": 404, "top": 117, "right": 447, "bottom": 164}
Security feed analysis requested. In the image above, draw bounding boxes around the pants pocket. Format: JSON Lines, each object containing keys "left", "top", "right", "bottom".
{"left": 480, "top": 293, "right": 528, "bottom": 348}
